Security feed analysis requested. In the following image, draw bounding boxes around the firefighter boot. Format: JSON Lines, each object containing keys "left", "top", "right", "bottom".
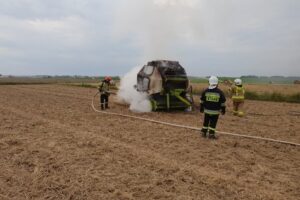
{"left": 233, "top": 110, "right": 238, "bottom": 116}
{"left": 238, "top": 111, "right": 244, "bottom": 117}
{"left": 201, "top": 127, "right": 208, "bottom": 138}
{"left": 208, "top": 129, "right": 217, "bottom": 139}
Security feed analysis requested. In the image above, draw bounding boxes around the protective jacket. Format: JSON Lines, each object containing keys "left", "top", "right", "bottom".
{"left": 230, "top": 85, "right": 245, "bottom": 102}
{"left": 200, "top": 87, "right": 226, "bottom": 115}
{"left": 99, "top": 81, "right": 110, "bottom": 95}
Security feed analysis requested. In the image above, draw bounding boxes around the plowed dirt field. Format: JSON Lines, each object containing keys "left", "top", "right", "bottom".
{"left": 0, "top": 85, "right": 299, "bottom": 200}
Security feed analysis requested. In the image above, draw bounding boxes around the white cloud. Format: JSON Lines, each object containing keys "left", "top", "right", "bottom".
{"left": 0, "top": 0, "right": 299, "bottom": 76}
{"left": 112, "top": 0, "right": 300, "bottom": 75}
{"left": 25, "top": 16, "right": 90, "bottom": 47}
{"left": 153, "top": 0, "right": 198, "bottom": 7}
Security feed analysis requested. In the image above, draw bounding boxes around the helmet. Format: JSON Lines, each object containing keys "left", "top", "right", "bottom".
{"left": 104, "top": 76, "right": 112, "bottom": 82}
{"left": 234, "top": 78, "right": 242, "bottom": 86}
{"left": 209, "top": 76, "right": 218, "bottom": 86}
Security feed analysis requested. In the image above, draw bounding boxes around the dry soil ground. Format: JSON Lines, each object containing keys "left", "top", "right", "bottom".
{"left": 0, "top": 85, "right": 299, "bottom": 200}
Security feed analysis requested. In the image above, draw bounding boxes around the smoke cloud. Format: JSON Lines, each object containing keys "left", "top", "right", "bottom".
{"left": 113, "top": 0, "right": 201, "bottom": 61}
{"left": 111, "top": 0, "right": 300, "bottom": 76}
{"left": 117, "top": 67, "right": 152, "bottom": 112}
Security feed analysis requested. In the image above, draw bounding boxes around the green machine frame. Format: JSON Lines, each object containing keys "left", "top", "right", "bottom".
{"left": 137, "top": 60, "right": 193, "bottom": 111}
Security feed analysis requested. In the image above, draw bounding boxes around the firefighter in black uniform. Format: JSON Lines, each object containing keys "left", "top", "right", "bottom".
{"left": 98, "top": 76, "right": 112, "bottom": 110}
{"left": 200, "top": 76, "right": 226, "bottom": 139}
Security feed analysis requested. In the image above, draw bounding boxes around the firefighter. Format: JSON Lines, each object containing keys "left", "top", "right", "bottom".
{"left": 98, "top": 76, "right": 112, "bottom": 110}
{"left": 229, "top": 78, "right": 245, "bottom": 117}
{"left": 200, "top": 76, "right": 226, "bottom": 139}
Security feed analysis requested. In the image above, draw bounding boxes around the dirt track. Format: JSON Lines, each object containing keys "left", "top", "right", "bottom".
{"left": 0, "top": 85, "right": 299, "bottom": 200}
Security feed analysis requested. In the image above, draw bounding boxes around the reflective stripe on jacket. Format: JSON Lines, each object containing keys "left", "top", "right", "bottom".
{"left": 200, "top": 87, "right": 226, "bottom": 115}
{"left": 231, "top": 85, "right": 245, "bottom": 102}
{"left": 204, "top": 109, "right": 221, "bottom": 115}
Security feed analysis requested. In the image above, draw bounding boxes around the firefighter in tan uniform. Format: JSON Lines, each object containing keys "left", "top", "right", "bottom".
{"left": 229, "top": 78, "right": 245, "bottom": 117}
{"left": 98, "top": 76, "right": 112, "bottom": 110}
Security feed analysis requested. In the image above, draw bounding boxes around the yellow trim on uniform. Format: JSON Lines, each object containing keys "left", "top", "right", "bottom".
{"left": 204, "top": 109, "right": 220, "bottom": 115}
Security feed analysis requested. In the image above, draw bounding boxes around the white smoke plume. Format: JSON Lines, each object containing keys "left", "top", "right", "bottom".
{"left": 117, "top": 67, "right": 152, "bottom": 112}
{"left": 113, "top": 0, "right": 292, "bottom": 63}
{"left": 113, "top": 0, "right": 202, "bottom": 61}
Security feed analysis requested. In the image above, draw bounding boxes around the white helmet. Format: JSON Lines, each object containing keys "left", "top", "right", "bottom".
{"left": 209, "top": 76, "right": 218, "bottom": 89}
{"left": 234, "top": 78, "right": 242, "bottom": 86}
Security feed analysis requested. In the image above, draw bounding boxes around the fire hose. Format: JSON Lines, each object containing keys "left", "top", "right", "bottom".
{"left": 91, "top": 91, "right": 300, "bottom": 147}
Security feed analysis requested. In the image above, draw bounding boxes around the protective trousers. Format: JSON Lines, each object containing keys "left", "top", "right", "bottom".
{"left": 100, "top": 94, "right": 109, "bottom": 110}
{"left": 233, "top": 101, "right": 244, "bottom": 117}
{"left": 202, "top": 113, "right": 219, "bottom": 134}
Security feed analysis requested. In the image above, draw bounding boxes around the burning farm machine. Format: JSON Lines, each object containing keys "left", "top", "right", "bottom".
{"left": 135, "top": 60, "right": 194, "bottom": 111}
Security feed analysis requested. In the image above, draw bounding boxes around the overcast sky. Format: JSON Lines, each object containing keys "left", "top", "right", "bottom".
{"left": 0, "top": 0, "right": 300, "bottom": 76}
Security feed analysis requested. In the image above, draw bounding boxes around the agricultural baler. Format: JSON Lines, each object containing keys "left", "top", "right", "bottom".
{"left": 136, "top": 60, "right": 194, "bottom": 111}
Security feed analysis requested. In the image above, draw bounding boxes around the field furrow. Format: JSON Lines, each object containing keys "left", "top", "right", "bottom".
{"left": 0, "top": 85, "right": 299, "bottom": 199}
